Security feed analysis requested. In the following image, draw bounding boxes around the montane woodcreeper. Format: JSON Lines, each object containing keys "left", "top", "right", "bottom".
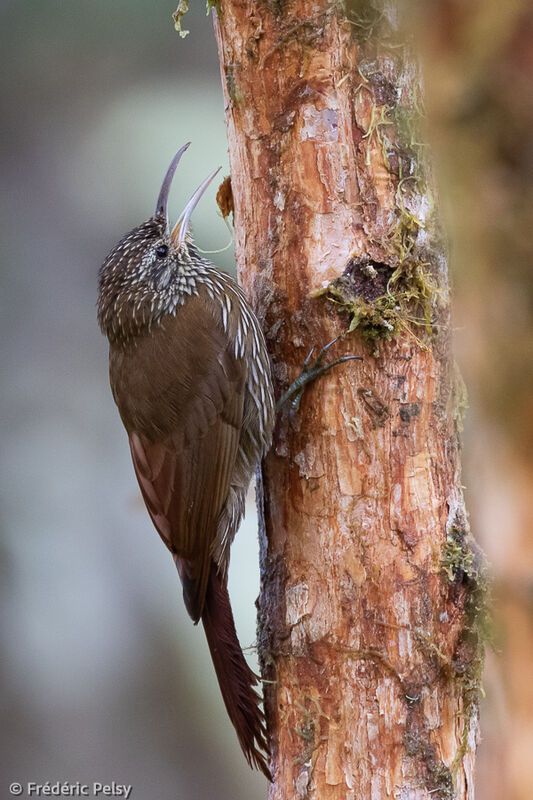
{"left": 97, "top": 144, "right": 274, "bottom": 777}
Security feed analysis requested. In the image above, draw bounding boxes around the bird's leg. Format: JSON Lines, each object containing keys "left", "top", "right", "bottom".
{"left": 276, "top": 337, "right": 362, "bottom": 415}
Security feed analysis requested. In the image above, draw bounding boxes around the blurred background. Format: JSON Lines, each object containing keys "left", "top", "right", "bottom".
{"left": 1, "top": 1, "right": 531, "bottom": 798}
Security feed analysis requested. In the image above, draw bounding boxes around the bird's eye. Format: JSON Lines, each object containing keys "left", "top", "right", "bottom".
{"left": 156, "top": 244, "right": 168, "bottom": 258}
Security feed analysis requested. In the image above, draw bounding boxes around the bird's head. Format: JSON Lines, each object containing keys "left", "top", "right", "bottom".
{"left": 97, "top": 144, "right": 221, "bottom": 343}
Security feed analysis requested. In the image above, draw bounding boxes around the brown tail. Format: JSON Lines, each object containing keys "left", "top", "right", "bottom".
{"left": 201, "top": 563, "right": 271, "bottom": 780}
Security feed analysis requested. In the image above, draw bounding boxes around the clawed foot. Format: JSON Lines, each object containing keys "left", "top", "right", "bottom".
{"left": 276, "top": 337, "right": 362, "bottom": 415}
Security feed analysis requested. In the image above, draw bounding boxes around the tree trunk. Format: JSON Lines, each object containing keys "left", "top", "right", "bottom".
{"left": 213, "top": 2, "right": 486, "bottom": 798}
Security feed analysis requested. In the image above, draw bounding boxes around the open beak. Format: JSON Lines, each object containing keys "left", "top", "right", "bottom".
{"left": 155, "top": 146, "right": 221, "bottom": 246}
{"left": 170, "top": 166, "right": 221, "bottom": 247}
{"left": 154, "top": 142, "right": 191, "bottom": 220}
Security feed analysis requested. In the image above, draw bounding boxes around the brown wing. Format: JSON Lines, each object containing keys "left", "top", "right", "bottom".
{"left": 109, "top": 296, "right": 245, "bottom": 622}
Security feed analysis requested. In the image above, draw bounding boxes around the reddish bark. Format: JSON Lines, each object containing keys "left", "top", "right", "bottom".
{"left": 213, "top": 2, "right": 482, "bottom": 797}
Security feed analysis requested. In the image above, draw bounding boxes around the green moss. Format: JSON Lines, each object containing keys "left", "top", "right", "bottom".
{"left": 172, "top": 0, "right": 220, "bottom": 38}
{"left": 441, "top": 538, "right": 475, "bottom": 583}
{"left": 440, "top": 530, "right": 492, "bottom": 772}
{"left": 326, "top": 284, "right": 402, "bottom": 341}
{"left": 440, "top": 532, "right": 492, "bottom": 648}
{"left": 314, "top": 255, "right": 441, "bottom": 351}
{"left": 172, "top": 0, "right": 190, "bottom": 38}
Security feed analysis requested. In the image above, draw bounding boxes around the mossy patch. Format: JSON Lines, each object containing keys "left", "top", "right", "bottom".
{"left": 441, "top": 537, "right": 475, "bottom": 584}
{"left": 172, "top": 0, "right": 220, "bottom": 37}
{"left": 172, "top": 0, "right": 190, "bottom": 38}
{"left": 312, "top": 253, "right": 442, "bottom": 351}
{"left": 441, "top": 528, "right": 492, "bottom": 771}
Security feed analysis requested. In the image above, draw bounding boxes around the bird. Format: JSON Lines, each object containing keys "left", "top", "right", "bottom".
{"left": 97, "top": 143, "right": 275, "bottom": 778}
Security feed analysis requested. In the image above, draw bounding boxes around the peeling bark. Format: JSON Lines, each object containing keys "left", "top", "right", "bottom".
{"left": 213, "top": 2, "right": 483, "bottom": 797}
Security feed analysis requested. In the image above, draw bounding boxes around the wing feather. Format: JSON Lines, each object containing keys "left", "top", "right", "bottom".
{"left": 112, "top": 299, "right": 245, "bottom": 622}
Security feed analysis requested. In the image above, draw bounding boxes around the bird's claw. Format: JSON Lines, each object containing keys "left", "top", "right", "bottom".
{"left": 276, "top": 338, "right": 362, "bottom": 415}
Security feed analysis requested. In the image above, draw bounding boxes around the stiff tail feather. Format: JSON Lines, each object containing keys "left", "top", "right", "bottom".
{"left": 201, "top": 563, "right": 271, "bottom": 780}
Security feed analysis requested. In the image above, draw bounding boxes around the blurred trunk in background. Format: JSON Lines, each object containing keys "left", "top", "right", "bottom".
{"left": 410, "top": 2, "right": 533, "bottom": 798}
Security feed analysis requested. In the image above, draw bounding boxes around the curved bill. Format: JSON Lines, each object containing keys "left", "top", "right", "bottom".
{"left": 154, "top": 142, "right": 191, "bottom": 219}
{"left": 171, "top": 166, "right": 221, "bottom": 246}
